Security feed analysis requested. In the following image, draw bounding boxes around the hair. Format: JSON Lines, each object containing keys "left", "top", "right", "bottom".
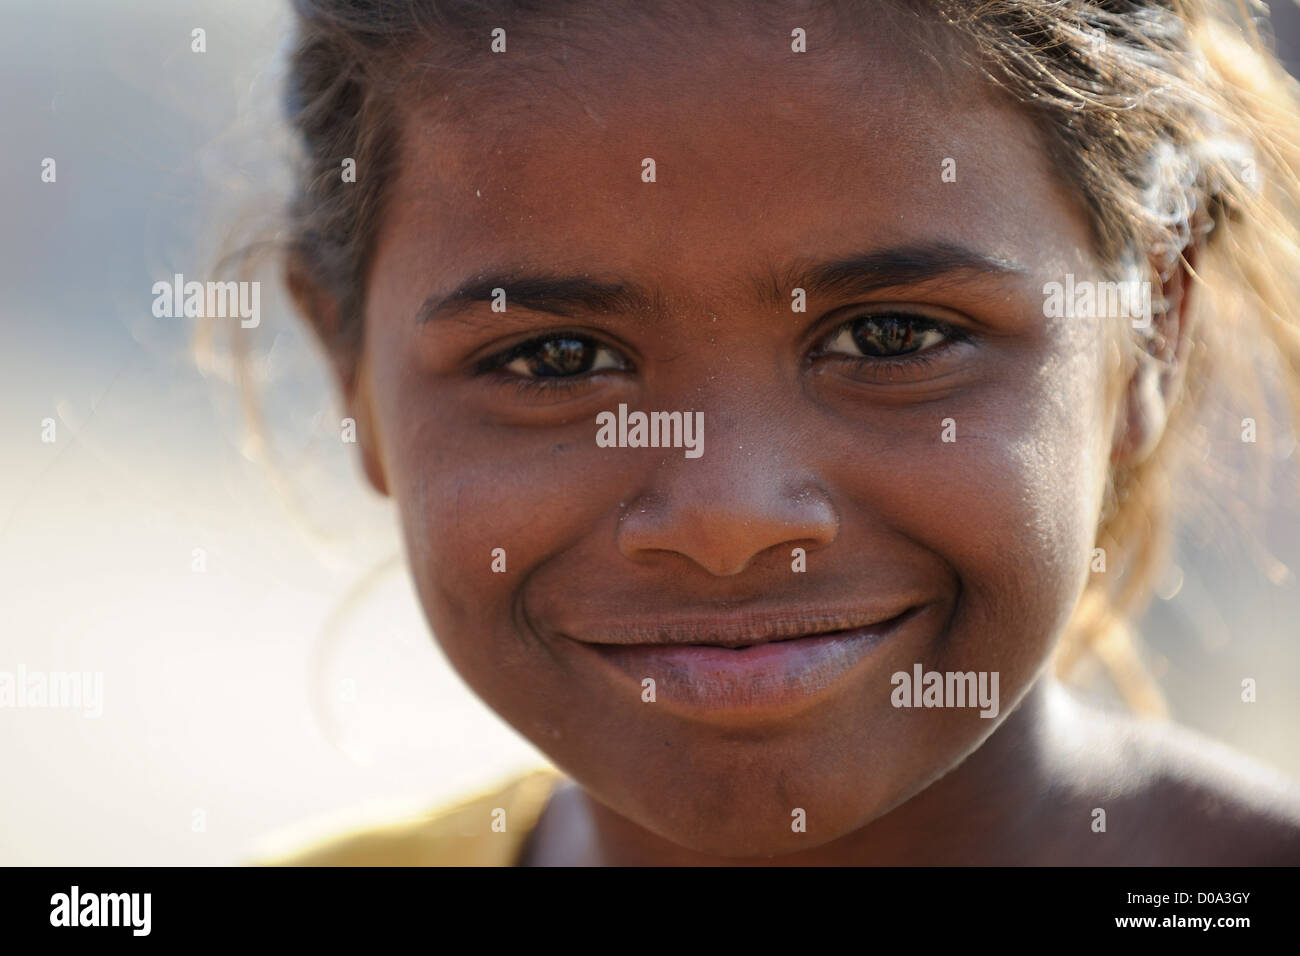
{"left": 274, "top": 0, "right": 1300, "bottom": 714}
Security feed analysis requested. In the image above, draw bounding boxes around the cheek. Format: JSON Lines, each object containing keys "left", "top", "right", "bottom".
{"left": 367, "top": 347, "right": 625, "bottom": 691}
{"left": 879, "top": 343, "right": 1109, "bottom": 678}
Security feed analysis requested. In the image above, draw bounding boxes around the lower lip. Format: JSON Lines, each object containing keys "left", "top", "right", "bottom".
{"left": 584, "top": 608, "right": 921, "bottom": 720}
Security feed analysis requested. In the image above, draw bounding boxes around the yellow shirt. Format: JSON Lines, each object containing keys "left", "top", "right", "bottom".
{"left": 249, "top": 767, "right": 566, "bottom": 866}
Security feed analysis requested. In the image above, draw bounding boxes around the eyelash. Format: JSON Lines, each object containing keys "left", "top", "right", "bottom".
{"left": 503, "top": 374, "right": 597, "bottom": 401}
{"left": 474, "top": 312, "right": 968, "bottom": 394}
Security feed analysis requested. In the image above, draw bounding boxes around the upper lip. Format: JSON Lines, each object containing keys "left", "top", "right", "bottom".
{"left": 554, "top": 604, "right": 922, "bottom": 649}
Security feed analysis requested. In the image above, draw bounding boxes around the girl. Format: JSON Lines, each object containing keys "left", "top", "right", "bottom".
{"left": 255, "top": 0, "right": 1300, "bottom": 865}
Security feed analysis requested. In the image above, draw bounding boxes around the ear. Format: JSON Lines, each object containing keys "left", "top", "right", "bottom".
{"left": 286, "top": 257, "right": 390, "bottom": 497}
{"left": 348, "top": 357, "right": 390, "bottom": 497}
{"left": 1109, "top": 238, "right": 1200, "bottom": 469}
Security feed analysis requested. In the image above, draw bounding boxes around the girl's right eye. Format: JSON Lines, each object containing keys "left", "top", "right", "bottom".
{"left": 477, "top": 334, "right": 629, "bottom": 379}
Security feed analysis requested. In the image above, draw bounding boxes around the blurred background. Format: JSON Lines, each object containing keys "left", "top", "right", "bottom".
{"left": 2, "top": 0, "right": 1299, "bottom": 865}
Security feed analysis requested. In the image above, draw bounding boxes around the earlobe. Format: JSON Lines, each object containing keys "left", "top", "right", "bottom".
{"left": 349, "top": 358, "right": 390, "bottom": 497}
{"left": 1111, "top": 358, "right": 1168, "bottom": 468}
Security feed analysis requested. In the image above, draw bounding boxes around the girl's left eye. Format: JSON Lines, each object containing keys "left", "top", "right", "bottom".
{"left": 820, "top": 313, "right": 958, "bottom": 360}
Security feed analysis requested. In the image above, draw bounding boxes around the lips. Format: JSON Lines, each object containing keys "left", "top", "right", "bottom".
{"left": 562, "top": 604, "right": 922, "bottom": 649}
{"left": 566, "top": 604, "right": 927, "bottom": 721}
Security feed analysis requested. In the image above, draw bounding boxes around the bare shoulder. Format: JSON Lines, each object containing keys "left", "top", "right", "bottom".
{"left": 1040, "top": 684, "right": 1300, "bottom": 864}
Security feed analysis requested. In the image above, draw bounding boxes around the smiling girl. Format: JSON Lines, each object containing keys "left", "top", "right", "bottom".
{"left": 255, "top": 0, "right": 1300, "bottom": 865}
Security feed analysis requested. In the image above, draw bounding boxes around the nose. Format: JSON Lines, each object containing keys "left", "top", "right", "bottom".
{"left": 616, "top": 434, "right": 839, "bottom": 577}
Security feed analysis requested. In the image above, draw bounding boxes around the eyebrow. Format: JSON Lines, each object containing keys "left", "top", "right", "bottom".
{"left": 415, "top": 274, "right": 657, "bottom": 324}
{"left": 414, "top": 241, "right": 1027, "bottom": 324}
{"left": 760, "top": 241, "right": 1029, "bottom": 308}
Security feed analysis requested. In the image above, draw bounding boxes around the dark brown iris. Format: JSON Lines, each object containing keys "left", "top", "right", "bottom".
{"left": 851, "top": 316, "right": 919, "bottom": 357}
{"left": 525, "top": 336, "right": 594, "bottom": 376}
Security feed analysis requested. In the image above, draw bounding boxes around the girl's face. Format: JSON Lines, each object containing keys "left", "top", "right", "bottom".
{"left": 352, "top": 12, "right": 1121, "bottom": 855}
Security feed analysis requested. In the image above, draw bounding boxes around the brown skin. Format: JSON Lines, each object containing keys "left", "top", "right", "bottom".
{"left": 306, "top": 11, "right": 1300, "bottom": 864}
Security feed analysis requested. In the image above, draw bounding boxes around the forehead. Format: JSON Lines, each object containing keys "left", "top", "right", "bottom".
{"left": 374, "top": 6, "right": 1094, "bottom": 296}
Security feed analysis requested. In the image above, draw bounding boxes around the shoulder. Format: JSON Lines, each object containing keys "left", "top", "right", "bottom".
{"left": 1042, "top": 685, "right": 1300, "bottom": 864}
{"left": 246, "top": 766, "right": 566, "bottom": 867}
